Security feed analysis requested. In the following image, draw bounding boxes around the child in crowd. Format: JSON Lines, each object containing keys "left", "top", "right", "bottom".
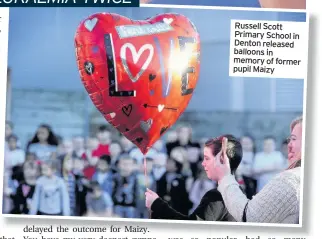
{"left": 92, "top": 155, "right": 114, "bottom": 195}
{"left": 5, "top": 165, "right": 24, "bottom": 207}
{"left": 157, "top": 156, "right": 193, "bottom": 215}
{"left": 61, "top": 157, "right": 76, "bottom": 216}
{"left": 189, "top": 167, "right": 216, "bottom": 213}
{"left": 11, "top": 160, "right": 40, "bottom": 214}
{"left": 83, "top": 138, "right": 100, "bottom": 179}
{"left": 108, "top": 141, "right": 123, "bottom": 173}
{"left": 72, "top": 136, "right": 85, "bottom": 158}
{"left": 26, "top": 124, "right": 58, "bottom": 161}
{"left": 3, "top": 148, "right": 13, "bottom": 213}
{"left": 112, "top": 154, "right": 138, "bottom": 218}
{"left": 86, "top": 181, "right": 113, "bottom": 217}
{"left": 73, "top": 157, "right": 90, "bottom": 216}
{"left": 95, "top": 125, "right": 112, "bottom": 157}
{"left": 6, "top": 135, "right": 25, "bottom": 167}
{"left": 25, "top": 152, "right": 38, "bottom": 163}
{"left": 29, "top": 160, "right": 70, "bottom": 216}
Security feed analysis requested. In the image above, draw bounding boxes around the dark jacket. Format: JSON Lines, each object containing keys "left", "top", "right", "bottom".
{"left": 112, "top": 173, "right": 138, "bottom": 207}
{"left": 166, "top": 140, "right": 202, "bottom": 179}
{"left": 156, "top": 172, "right": 193, "bottom": 215}
{"left": 151, "top": 188, "right": 236, "bottom": 221}
{"left": 10, "top": 182, "right": 35, "bottom": 214}
{"left": 74, "top": 173, "right": 89, "bottom": 216}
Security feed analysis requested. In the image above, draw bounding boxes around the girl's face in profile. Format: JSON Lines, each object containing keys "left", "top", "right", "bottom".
{"left": 202, "top": 146, "right": 219, "bottom": 181}
{"left": 287, "top": 123, "right": 302, "bottom": 164}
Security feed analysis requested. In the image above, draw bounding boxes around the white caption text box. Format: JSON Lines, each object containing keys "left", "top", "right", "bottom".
{"left": 229, "top": 19, "right": 308, "bottom": 79}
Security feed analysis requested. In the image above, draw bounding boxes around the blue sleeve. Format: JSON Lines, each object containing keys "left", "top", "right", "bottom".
{"left": 29, "top": 181, "right": 41, "bottom": 215}
{"left": 60, "top": 180, "right": 71, "bottom": 216}
{"left": 106, "top": 173, "right": 114, "bottom": 195}
{"left": 103, "top": 193, "right": 114, "bottom": 208}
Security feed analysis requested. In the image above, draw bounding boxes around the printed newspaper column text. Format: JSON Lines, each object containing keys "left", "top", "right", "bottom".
{"left": 20, "top": 224, "right": 151, "bottom": 239}
{"left": 229, "top": 20, "right": 307, "bottom": 79}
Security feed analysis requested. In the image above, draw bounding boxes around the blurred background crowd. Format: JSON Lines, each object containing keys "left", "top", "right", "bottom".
{"left": 3, "top": 7, "right": 305, "bottom": 219}
{"left": 2, "top": 120, "right": 290, "bottom": 218}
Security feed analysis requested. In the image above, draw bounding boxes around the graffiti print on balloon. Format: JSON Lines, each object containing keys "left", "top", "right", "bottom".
{"left": 75, "top": 12, "right": 201, "bottom": 154}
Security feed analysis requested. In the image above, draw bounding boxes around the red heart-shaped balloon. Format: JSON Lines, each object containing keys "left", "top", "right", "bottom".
{"left": 75, "top": 12, "right": 200, "bottom": 154}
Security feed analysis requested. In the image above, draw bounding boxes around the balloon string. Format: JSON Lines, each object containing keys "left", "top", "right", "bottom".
{"left": 144, "top": 156, "right": 148, "bottom": 188}
{"left": 144, "top": 156, "right": 152, "bottom": 219}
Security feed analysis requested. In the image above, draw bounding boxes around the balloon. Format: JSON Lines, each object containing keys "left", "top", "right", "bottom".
{"left": 75, "top": 12, "right": 201, "bottom": 154}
